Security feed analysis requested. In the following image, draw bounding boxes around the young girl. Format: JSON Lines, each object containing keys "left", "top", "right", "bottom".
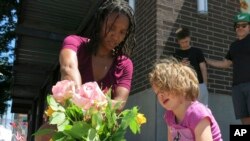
{"left": 149, "top": 57, "right": 222, "bottom": 141}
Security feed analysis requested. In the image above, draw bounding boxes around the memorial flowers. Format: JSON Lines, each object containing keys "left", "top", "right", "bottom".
{"left": 35, "top": 80, "right": 146, "bottom": 141}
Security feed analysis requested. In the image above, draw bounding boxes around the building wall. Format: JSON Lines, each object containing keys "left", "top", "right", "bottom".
{"left": 129, "top": 0, "right": 241, "bottom": 140}
{"left": 131, "top": 0, "right": 157, "bottom": 94}
{"left": 132, "top": 0, "right": 239, "bottom": 95}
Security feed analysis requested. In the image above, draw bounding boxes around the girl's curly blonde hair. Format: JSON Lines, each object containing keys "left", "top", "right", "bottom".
{"left": 149, "top": 57, "right": 199, "bottom": 101}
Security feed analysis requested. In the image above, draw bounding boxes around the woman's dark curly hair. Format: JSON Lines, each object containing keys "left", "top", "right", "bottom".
{"left": 85, "top": 0, "right": 136, "bottom": 58}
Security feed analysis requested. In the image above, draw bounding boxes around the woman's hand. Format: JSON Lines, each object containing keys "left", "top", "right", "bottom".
{"left": 111, "top": 86, "right": 130, "bottom": 112}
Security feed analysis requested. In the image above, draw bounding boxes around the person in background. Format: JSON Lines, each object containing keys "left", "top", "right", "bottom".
{"left": 35, "top": 1, "right": 135, "bottom": 140}
{"left": 149, "top": 57, "right": 222, "bottom": 141}
{"left": 173, "top": 27, "right": 209, "bottom": 106}
{"left": 59, "top": 0, "right": 135, "bottom": 111}
{"left": 206, "top": 13, "right": 250, "bottom": 125}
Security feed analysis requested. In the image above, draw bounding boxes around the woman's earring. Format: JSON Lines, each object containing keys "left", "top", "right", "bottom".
{"left": 112, "top": 49, "right": 116, "bottom": 55}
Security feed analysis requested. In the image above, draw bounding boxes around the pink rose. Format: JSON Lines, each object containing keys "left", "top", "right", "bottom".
{"left": 72, "top": 82, "right": 107, "bottom": 110}
{"left": 72, "top": 94, "right": 93, "bottom": 110}
{"left": 52, "top": 80, "right": 75, "bottom": 103}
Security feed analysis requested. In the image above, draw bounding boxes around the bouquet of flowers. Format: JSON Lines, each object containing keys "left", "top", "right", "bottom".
{"left": 35, "top": 80, "right": 146, "bottom": 141}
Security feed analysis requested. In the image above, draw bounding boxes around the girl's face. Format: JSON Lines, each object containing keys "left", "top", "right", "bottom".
{"left": 100, "top": 12, "right": 129, "bottom": 51}
{"left": 152, "top": 84, "right": 183, "bottom": 111}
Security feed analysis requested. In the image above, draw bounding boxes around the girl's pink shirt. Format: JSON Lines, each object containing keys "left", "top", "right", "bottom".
{"left": 165, "top": 101, "right": 222, "bottom": 141}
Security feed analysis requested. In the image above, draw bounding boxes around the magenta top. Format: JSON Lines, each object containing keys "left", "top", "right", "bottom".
{"left": 62, "top": 35, "right": 133, "bottom": 92}
{"left": 165, "top": 101, "right": 222, "bottom": 141}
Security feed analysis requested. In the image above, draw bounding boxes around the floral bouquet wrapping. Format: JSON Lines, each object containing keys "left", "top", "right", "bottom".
{"left": 35, "top": 80, "right": 146, "bottom": 141}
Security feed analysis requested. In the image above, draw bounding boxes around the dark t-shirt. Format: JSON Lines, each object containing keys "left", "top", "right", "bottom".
{"left": 225, "top": 34, "right": 250, "bottom": 85}
{"left": 174, "top": 47, "right": 206, "bottom": 83}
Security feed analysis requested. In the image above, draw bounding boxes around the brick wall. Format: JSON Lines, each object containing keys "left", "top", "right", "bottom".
{"left": 131, "top": 0, "right": 157, "bottom": 94}
{"left": 132, "top": 0, "right": 240, "bottom": 96}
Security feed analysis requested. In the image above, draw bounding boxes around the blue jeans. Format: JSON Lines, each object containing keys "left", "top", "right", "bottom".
{"left": 198, "top": 83, "right": 209, "bottom": 106}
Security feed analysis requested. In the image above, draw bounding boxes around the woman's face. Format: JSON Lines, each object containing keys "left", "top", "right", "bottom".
{"left": 100, "top": 12, "right": 129, "bottom": 51}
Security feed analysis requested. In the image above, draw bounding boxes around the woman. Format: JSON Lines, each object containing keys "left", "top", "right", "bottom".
{"left": 35, "top": 1, "right": 135, "bottom": 140}
{"left": 59, "top": 0, "right": 135, "bottom": 111}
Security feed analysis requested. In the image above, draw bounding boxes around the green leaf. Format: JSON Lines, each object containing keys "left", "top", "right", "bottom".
{"left": 105, "top": 100, "right": 118, "bottom": 130}
{"left": 65, "top": 104, "right": 83, "bottom": 122}
{"left": 57, "top": 105, "right": 66, "bottom": 112}
{"left": 119, "top": 107, "right": 139, "bottom": 131}
{"left": 57, "top": 119, "right": 70, "bottom": 131}
{"left": 47, "top": 95, "right": 65, "bottom": 112}
{"left": 132, "top": 106, "right": 139, "bottom": 113}
{"left": 99, "top": 131, "right": 111, "bottom": 141}
{"left": 129, "top": 119, "right": 140, "bottom": 134}
{"left": 105, "top": 88, "right": 112, "bottom": 98}
{"left": 91, "top": 112, "right": 103, "bottom": 131}
{"left": 50, "top": 112, "right": 66, "bottom": 125}
{"left": 87, "top": 128, "right": 99, "bottom": 141}
{"left": 63, "top": 124, "right": 72, "bottom": 131}
{"left": 52, "top": 132, "right": 67, "bottom": 141}
{"left": 111, "top": 129, "right": 126, "bottom": 141}
{"left": 64, "top": 121, "right": 92, "bottom": 139}
{"left": 33, "top": 129, "right": 55, "bottom": 136}
{"left": 47, "top": 95, "right": 57, "bottom": 107}
{"left": 113, "top": 101, "right": 122, "bottom": 110}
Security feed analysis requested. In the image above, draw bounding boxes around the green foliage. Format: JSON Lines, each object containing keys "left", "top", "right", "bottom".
{"left": 65, "top": 102, "right": 84, "bottom": 122}
{"left": 36, "top": 95, "right": 146, "bottom": 141}
{"left": 0, "top": 0, "right": 20, "bottom": 116}
{"left": 33, "top": 128, "right": 55, "bottom": 136}
{"left": 47, "top": 95, "right": 65, "bottom": 112}
{"left": 0, "top": 65, "right": 12, "bottom": 116}
{"left": 0, "top": 0, "right": 19, "bottom": 50}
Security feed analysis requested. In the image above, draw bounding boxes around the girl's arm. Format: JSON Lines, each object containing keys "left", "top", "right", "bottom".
{"left": 167, "top": 126, "right": 172, "bottom": 141}
{"left": 194, "top": 117, "right": 213, "bottom": 141}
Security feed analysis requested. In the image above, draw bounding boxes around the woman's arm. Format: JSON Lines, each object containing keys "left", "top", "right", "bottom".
{"left": 59, "top": 48, "right": 82, "bottom": 88}
{"left": 111, "top": 58, "right": 133, "bottom": 111}
{"left": 112, "top": 86, "right": 130, "bottom": 111}
{"left": 194, "top": 117, "right": 213, "bottom": 141}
